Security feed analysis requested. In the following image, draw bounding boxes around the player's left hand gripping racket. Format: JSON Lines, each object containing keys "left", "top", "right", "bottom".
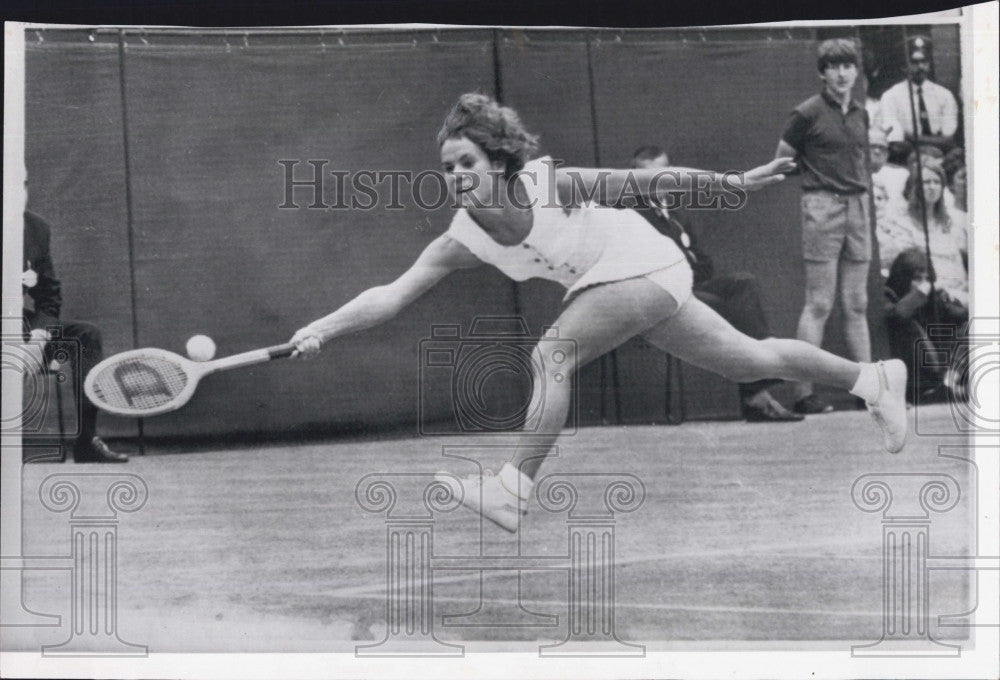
{"left": 84, "top": 343, "right": 296, "bottom": 417}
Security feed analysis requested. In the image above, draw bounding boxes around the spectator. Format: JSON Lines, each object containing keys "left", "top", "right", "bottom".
{"left": 872, "top": 180, "right": 891, "bottom": 222}
{"left": 869, "top": 127, "right": 909, "bottom": 213}
{"left": 874, "top": 179, "right": 923, "bottom": 278}
{"left": 775, "top": 39, "right": 872, "bottom": 415}
{"left": 880, "top": 35, "right": 959, "bottom": 156}
{"left": 898, "top": 160, "right": 968, "bottom": 307}
{"left": 942, "top": 152, "right": 968, "bottom": 270}
{"left": 942, "top": 147, "right": 967, "bottom": 214}
{"left": 906, "top": 143, "right": 945, "bottom": 165}
{"left": 628, "top": 146, "right": 803, "bottom": 422}
{"left": 883, "top": 247, "right": 967, "bottom": 404}
{"left": 904, "top": 144, "right": 958, "bottom": 210}
{"left": 23, "top": 209, "right": 128, "bottom": 463}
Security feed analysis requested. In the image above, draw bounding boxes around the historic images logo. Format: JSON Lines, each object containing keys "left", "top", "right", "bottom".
{"left": 2, "top": 323, "right": 82, "bottom": 454}
{"left": 851, "top": 318, "right": 1000, "bottom": 658}
{"left": 354, "top": 458, "right": 646, "bottom": 657}
{"left": 913, "top": 318, "right": 1000, "bottom": 437}
{"left": 418, "top": 317, "right": 578, "bottom": 437}
{"left": 0, "top": 473, "right": 149, "bottom": 656}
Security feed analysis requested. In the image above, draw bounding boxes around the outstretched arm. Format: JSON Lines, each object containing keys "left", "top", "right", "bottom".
{"left": 554, "top": 158, "right": 796, "bottom": 206}
{"left": 775, "top": 139, "right": 798, "bottom": 161}
{"left": 290, "top": 235, "right": 481, "bottom": 357}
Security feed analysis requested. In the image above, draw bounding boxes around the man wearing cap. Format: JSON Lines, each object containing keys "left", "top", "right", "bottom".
{"left": 880, "top": 35, "right": 959, "bottom": 155}
{"left": 869, "top": 127, "right": 910, "bottom": 212}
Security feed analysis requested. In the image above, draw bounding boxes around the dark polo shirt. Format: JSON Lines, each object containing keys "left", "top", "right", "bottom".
{"left": 782, "top": 89, "right": 869, "bottom": 194}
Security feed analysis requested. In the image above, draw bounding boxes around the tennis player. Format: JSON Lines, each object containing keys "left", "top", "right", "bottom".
{"left": 290, "top": 94, "right": 907, "bottom": 532}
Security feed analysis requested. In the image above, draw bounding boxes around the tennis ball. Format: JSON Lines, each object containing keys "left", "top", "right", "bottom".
{"left": 186, "top": 334, "right": 216, "bottom": 361}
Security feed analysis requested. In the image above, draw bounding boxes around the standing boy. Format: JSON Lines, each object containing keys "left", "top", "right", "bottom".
{"left": 776, "top": 39, "right": 872, "bottom": 414}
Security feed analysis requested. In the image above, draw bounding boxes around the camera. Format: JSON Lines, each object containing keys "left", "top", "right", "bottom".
{"left": 418, "top": 316, "right": 577, "bottom": 436}
{"left": 914, "top": 317, "right": 999, "bottom": 437}
{"left": 1, "top": 323, "right": 81, "bottom": 439}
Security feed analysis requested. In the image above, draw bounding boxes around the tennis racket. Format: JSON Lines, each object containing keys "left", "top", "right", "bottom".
{"left": 84, "top": 342, "right": 296, "bottom": 417}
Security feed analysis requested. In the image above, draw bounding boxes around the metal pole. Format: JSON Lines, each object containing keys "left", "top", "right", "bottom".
{"left": 584, "top": 31, "right": 622, "bottom": 424}
{"left": 901, "top": 27, "right": 938, "bottom": 324}
{"left": 491, "top": 29, "right": 524, "bottom": 324}
{"left": 117, "top": 30, "right": 146, "bottom": 454}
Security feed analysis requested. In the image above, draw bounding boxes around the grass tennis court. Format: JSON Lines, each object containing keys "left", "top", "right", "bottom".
{"left": 11, "top": 404, "right": 973, "bottom": 653}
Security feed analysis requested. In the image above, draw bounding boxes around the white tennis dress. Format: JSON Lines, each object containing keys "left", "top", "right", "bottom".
{"left": 444, "top": 156, "right": 693, "bottom": 306}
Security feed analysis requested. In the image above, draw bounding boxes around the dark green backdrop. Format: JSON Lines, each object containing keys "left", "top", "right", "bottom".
{"left": 24, "top": 27, "right": 961, "bottom": 440}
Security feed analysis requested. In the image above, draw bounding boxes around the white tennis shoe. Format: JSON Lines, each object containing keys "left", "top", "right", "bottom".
{"left": 434, "top": 470, "right": 527, "bottom": 533}
{"left": 866, "top": 359, "right": 909, "bottom": 453}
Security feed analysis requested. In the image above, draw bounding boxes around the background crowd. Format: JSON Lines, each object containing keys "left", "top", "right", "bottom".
{"left": 867, "top": 35, "right": 968, "bottom": 405}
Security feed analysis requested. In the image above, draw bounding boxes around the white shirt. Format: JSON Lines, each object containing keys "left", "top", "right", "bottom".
{"left": 948, "top": 207, "right": 969, "bottom": 255}
{"left": 880, "top": 79, "right": 959, "bottom": 143}
{"left": 865, "top": 97, "right": 883, "bottom": 135}
{"left": 876, "top": 211, "right": 924, "bottom": 274}
{"left": 873, "top": 164, "right": 910, "bottom": 211}
{"left": 927, "top": 218, "right": 968, "bottom": 306}
{"left": 445, "top": 157, "right": 685, "bottom": 301}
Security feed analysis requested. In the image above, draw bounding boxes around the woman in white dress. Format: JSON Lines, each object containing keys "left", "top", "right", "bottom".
{"left": 290, "top": 94, "right": 908, "bottom": 532}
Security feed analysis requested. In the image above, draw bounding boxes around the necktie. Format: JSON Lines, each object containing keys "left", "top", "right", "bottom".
{"left": 659, "top": 209, "right": 694, "bottom": 255}
{"left": 917, "top": 86, "right": 932, "bottom": 136}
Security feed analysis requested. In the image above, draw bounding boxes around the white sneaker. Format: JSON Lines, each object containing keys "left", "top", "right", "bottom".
{"left": 943, "top": 367, "right": 968, "bottom": 402}
{"left": 434, "top": 470, "right": 527, "bottom": 533}
{"left": 866, "top": 359, "right": 909, "bottom": 453}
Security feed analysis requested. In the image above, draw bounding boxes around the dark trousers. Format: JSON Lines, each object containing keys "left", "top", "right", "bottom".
{"left": 693, "top": 273, "right": 779, "bottom": 402}
{"left": 25, "top": 314, "right": 104, "bottom": 454}
{"left": 886, "top": 303, "right": 968, "bottom": 404}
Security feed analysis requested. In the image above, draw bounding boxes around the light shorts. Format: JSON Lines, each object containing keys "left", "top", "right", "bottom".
{"left": 565, "top": 259, "right": 693, "bottom": 316}
{"left": 801, "top": 190, "right": 872, "bottom": 263}
{"left": 644, "top": 260, "right": 694, "bottom": 314}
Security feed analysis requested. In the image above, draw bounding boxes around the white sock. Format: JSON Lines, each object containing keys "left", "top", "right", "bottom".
{"left": 498, "top": 462, "right": 533, "bottom": 502}
{"left": 850, "top": 363, "right": 881, "bottom": 403}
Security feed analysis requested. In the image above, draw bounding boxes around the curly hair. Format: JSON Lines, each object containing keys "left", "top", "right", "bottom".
{"left": 437, "top": 93, "right": 540, "bottom": 178}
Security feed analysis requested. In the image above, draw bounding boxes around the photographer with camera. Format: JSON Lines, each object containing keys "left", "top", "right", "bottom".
{"left": 883, "top": 247, "right": 968, "bottom": 404}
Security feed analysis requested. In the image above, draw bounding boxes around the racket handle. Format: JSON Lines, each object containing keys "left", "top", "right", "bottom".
{"left": 266, "top": 343, "right": 298, "bottom": 359}
{"left": 206, "top": 341, "right": 300, "bottom": 373}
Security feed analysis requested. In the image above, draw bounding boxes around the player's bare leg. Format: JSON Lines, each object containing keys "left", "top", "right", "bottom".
{"left": 642, "top": 297, "right": 907, "bottom": 453}
{"left": 839, "top": 258, "right": 873, "bottom": 363}
{"left": 436, "top": 277, "right": 681, "bottom": 532}
{"left": 437, "top": 281, "right": 907, "bottom": 532}
{"left": 793, "top": 259, "right": 839, "bottom": 411}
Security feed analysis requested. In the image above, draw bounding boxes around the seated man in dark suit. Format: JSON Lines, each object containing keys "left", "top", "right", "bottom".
{"left": 629, "top": 146, "right": 802, "bottom": 422}
{"left": 23, "top": 209, "right": 128, "bottom": 462}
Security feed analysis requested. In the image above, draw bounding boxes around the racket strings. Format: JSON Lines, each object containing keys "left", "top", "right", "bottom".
{"left": 89, "top": 356, "right": 188, "bottom": 411}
